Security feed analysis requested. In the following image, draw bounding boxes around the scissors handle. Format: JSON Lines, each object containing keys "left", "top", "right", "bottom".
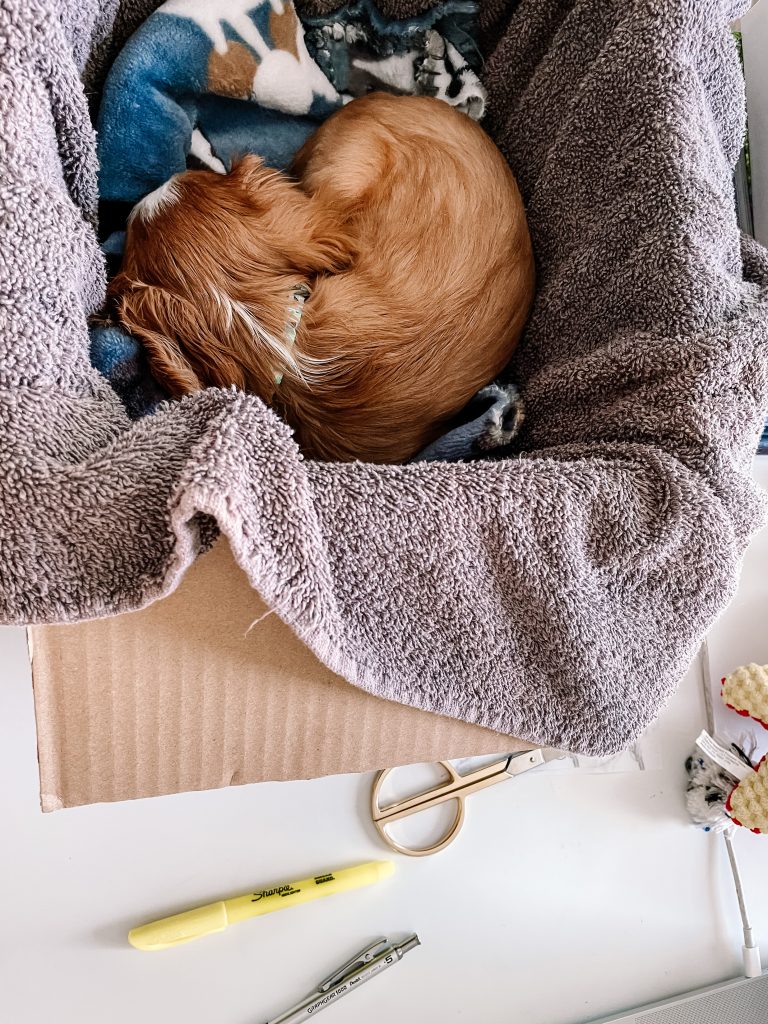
{"left": 371, "top": 762, "right": 464, "bottom": 856}
{"left": 371, "top": 759, "right": 509, "bottom": 857}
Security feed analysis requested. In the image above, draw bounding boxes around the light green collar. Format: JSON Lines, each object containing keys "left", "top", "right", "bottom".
{"left": 274, "top": 284, "right": 310, "bottom": 386}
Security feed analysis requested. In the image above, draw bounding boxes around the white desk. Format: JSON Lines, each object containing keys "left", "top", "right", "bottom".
{"left": 2, "top": 463, "right": 767, "bottom": 1024}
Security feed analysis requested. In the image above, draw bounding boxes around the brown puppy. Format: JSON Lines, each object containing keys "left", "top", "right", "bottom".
{"left": 109, "top": 93, "right": 535, "bottom": 463}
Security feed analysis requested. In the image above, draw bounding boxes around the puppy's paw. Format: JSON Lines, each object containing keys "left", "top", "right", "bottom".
{"left": 416, "top": 29, "right": 447, "bottom": 98}
{"left": 416, "top": 30, "right": 487, "bottom": 120}
{"left": 409, "top": 382, "right": 525, "bottom": 464}
{"left": 475, "top": 382, "right": 525, "bottom": 451}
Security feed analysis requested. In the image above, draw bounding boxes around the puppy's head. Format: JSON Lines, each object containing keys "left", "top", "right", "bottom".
{"left": 107, "top": 156, "right": 351, "bottom": 399}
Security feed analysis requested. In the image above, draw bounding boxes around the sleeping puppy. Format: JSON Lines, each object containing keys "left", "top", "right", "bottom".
{"left": 108, "top": 93, "right": 535, "bottom": 463}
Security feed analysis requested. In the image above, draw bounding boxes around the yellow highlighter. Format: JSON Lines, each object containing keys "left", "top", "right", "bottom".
{"left": 128, "top": 860, "right": 394, "bottom": 951}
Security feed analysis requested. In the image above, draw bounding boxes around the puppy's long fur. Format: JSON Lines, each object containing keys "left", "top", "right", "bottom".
{"left": 109, "top": 93, "right": 535, "bottom": 463}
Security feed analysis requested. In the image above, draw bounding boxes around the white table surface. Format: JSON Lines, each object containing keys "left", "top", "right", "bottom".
{"left": 2, "top": 463, "right": 768, "bottom": 1024}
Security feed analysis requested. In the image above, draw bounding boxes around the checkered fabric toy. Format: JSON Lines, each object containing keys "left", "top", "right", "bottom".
{"left": 720, "top": 663, "right": 768, "bottom": 834}
{"left": 722, "top": 662, "right": 768, "bottom": 731}
{"left": 726, "top": 755, "right": 768, "bottom": 834}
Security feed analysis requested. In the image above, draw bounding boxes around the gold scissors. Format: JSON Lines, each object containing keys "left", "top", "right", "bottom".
{"left": 371, "top": 749, "right": 565, "bottom": 856}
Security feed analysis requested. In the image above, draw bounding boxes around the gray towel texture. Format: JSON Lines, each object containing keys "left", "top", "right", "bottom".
{"left": 1, "top": 0, "right": 767, "bottom": 755}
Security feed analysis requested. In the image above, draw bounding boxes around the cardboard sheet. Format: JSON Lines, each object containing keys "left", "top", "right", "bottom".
{"left": 29, "top": 540, "right": 523, "bottom": 811}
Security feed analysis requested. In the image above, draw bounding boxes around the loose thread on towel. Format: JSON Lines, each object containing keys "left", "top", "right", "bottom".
{"left": 245, "top": 609, "right": 276, "bottom": 636}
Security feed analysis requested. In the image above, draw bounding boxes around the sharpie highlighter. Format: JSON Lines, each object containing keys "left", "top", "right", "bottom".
{"left": 128, "top": 861, "right": 394, "bottom": 951}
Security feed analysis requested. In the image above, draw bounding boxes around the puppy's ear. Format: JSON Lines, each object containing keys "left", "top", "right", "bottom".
{"left": 111, "top": 277, "right": 240, "bottom": 397}
{"left": 137, "top": 323, "right": 204, "bottom": 399}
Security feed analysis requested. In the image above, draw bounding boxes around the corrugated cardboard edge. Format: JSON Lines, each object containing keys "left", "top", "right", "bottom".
{"left": 27, "top": 627, "right": 65, "bottom": 812}
{"left": 29, "top": 540, "right": 525, "bottom": 811}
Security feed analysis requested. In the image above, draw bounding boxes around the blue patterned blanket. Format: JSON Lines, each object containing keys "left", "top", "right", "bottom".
{"left": 97, "top": 0, "right": 484, "bottom": 211}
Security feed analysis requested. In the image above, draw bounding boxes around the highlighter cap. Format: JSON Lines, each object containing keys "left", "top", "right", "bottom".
{"left": 128, "top": 902, "right": 228, "bottom": 951}
{"left": 373, "top": 860, "right": 395, "bottom": 879}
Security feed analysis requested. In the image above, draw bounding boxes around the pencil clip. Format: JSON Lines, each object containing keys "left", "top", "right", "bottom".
{"left": 317, "top": 938, "right": 390, "bottom": 992}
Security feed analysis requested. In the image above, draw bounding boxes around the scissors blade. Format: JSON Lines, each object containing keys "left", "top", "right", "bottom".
{"left": 502, "top": 748, "right": 568, "bottom": 777}
{"left": 372, "top": 757, "right": 513, "bottom": 823}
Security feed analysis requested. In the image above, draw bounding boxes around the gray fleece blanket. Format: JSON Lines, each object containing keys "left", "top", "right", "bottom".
{"left": 1, "top": 0, "right": 767, "bottom": 756}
